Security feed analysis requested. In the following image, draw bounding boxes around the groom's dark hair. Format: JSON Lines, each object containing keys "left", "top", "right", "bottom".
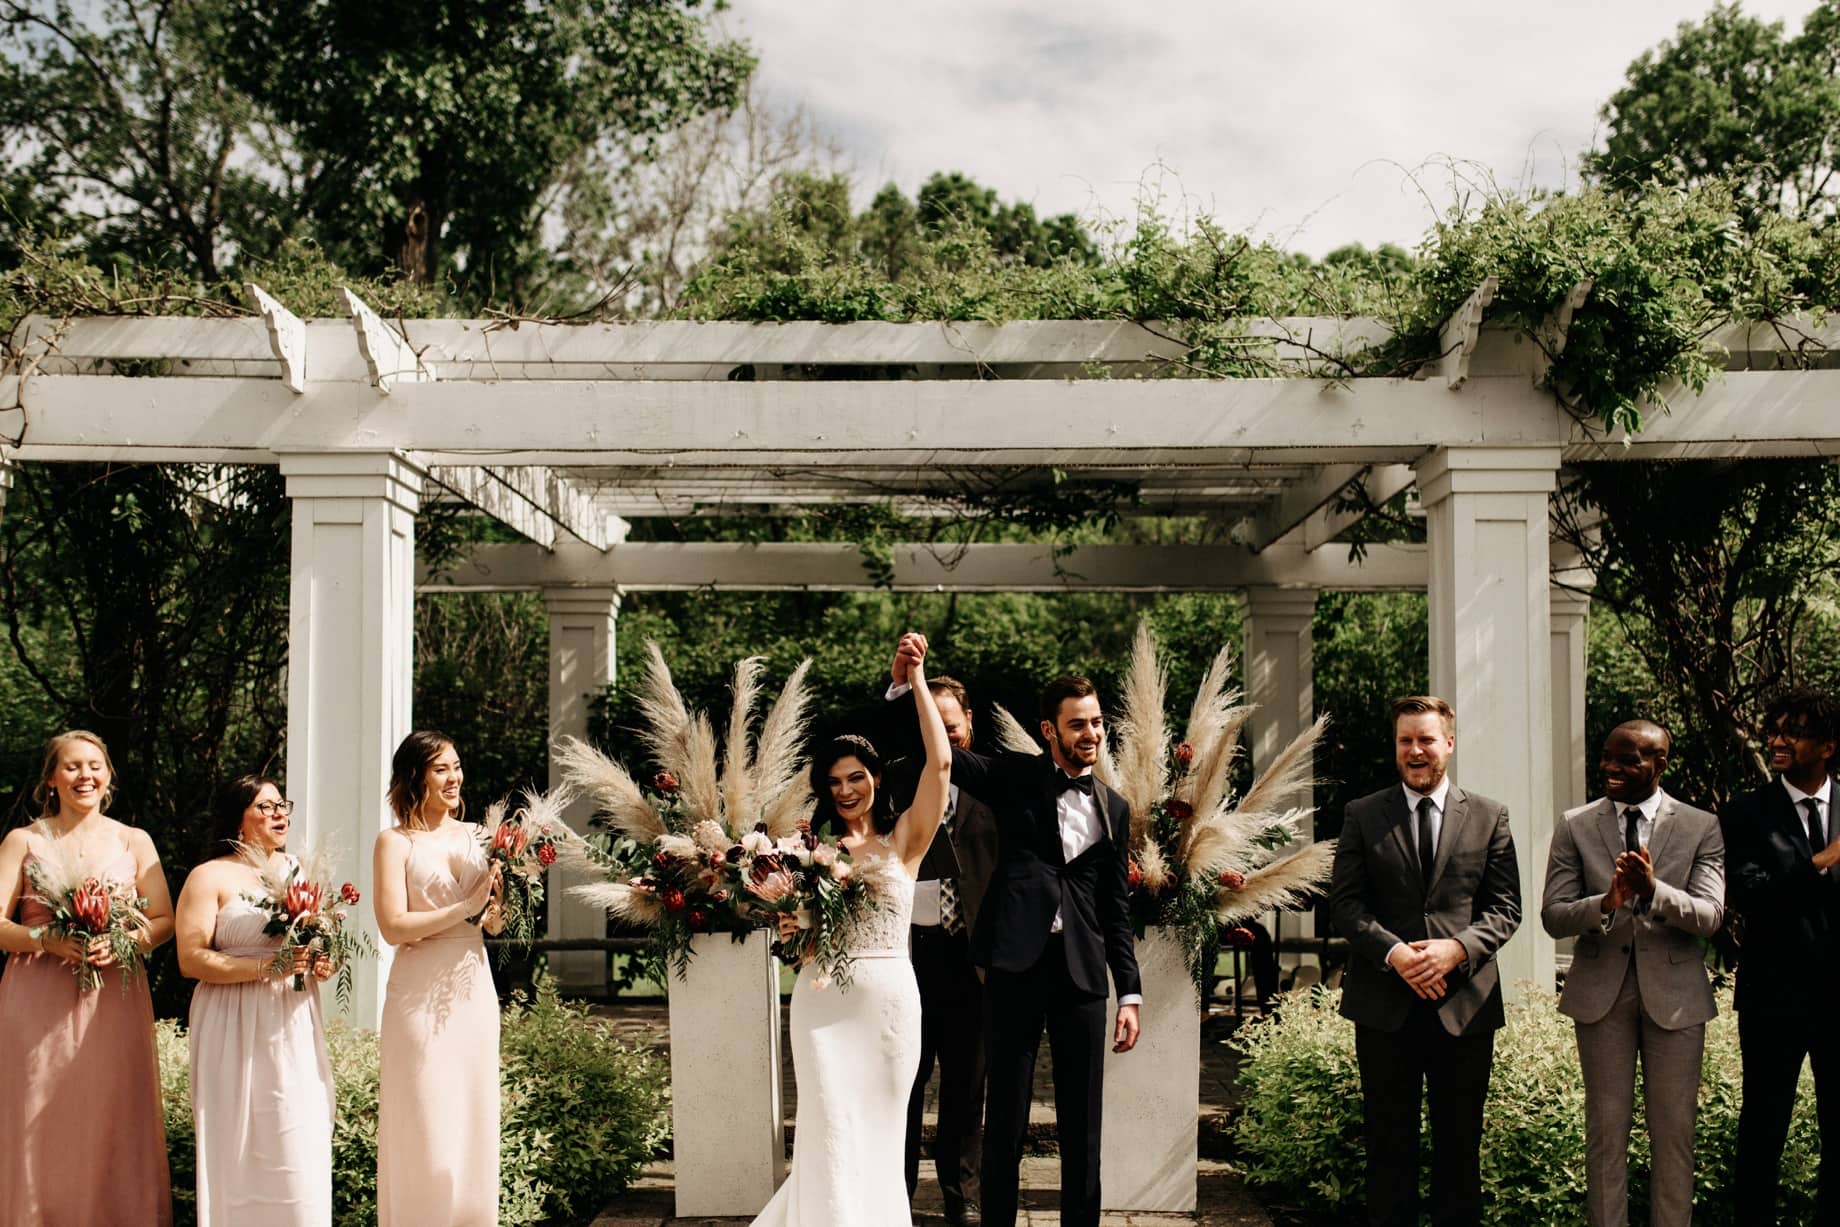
{"left": 1039, "top": 675, "right": 1098, "bottom": 724}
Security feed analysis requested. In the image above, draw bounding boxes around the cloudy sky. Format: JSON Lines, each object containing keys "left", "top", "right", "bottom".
{"left": 724, "top": 1, "right": 1810, "bottom": 257}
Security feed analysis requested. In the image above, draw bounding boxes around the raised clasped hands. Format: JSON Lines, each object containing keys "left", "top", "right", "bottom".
{"left": 890, "top": 632, "right": 928, "bottom": 687}
{"left": 1388, "top": 937, "right": 1465, "bottom": 1001}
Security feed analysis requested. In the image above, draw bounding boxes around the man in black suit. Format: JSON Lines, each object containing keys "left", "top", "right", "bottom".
{"left": 890, "top": 635, "right": 1140, "bottom": 1227}
{"left": 1724, "top": 688, "right": 1840, "bottom": 1224}
{"left": 1330, "top": 695, "right": 1522, "bottom": 1227}
{"left": 893, "top": 674, "right": 999, "bottom": 1226}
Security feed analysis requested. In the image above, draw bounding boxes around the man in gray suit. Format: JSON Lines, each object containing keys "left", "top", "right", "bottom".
{"left": 1331, "top": 695, "right": 1522, "bottom": 1227}
{"left": 1542, "top": 720, "right": 1724, "bottom": 1227}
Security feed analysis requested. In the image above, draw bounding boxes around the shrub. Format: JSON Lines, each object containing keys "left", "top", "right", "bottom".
{"left": 1233, "top": 984, "right": 1817, "bottom": 1225}
{"left": 157, "top": 975, "right": 669, "bottom": 1227}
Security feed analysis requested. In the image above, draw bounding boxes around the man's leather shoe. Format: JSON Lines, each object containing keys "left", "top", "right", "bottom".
{"left": 945, "top": 1203, "right": 981, "bottom": 1226}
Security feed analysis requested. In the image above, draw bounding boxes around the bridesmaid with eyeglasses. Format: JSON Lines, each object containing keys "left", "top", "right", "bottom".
{"left": 175, "top": 776, "right": 337, "bottom": 1227}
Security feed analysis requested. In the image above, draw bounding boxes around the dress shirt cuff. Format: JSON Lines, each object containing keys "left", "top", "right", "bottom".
{"left": 886, "top": 682, "right": 912, "bottom": 701}
{"left": 1118, "top": 993, "right": 1143, "bottom": 1007}
{"left": 1384, "top": 941, "right": 1404, "bottom": 970}
{"left": 1598, "top": 899, "right": 1617, "bottom": 934}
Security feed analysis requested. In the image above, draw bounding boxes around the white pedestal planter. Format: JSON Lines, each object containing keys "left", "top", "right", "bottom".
{"left": 667, "top": 929, "right": 785, "bottom": 1217}
{"left": 1101, "top": 926, "right": 1200, "bottom": 1212}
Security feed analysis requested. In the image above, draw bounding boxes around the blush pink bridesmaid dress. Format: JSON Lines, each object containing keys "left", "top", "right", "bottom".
{"left": 377, "top": 820, "right": 500, "bottom": 1227}
{"left": 0, "top": 842, "right": 172, "bottom": 1227}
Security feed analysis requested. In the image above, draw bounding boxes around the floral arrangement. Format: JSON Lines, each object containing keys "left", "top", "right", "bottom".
{"left": 239, "top": 845, "right": 374, "bottom": 1005}
{"left": 476, "top": 786, "right": 576, "bottom": 953}
{"left": 25, "top": 837, "right": 150, "bottom": 991}
{"left": 558, "top": 643, "right": 823, "bottom": 979}
{"left": 992, "top": 622, "right": 1336, "bottom": 1002}
{"left": 739, "top": 822, "right": 885, "bottom": 991}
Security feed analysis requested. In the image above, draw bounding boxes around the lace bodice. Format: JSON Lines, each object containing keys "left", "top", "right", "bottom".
{"left": 843, "top": 854, "right": 913, "bottom": 955}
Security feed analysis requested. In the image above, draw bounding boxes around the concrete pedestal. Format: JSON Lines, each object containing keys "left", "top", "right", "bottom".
{"left": 668, "top": 930, "right": 785, "bottom": 1217}
{"left": 1100, "top": 927, "right": 1199, "bottom": 1212}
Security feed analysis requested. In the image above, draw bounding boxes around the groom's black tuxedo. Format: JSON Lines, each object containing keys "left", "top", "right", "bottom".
{"left": 952, "top": 749, "right": 1141, "bottom": 998}
{"left": 948, "top": 746, "right": 1140, "bottom": 1227}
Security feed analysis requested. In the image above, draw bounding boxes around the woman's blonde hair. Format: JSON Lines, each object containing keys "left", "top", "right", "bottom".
{"left": 33, "top": 729, "right": 117, "bottom": 818}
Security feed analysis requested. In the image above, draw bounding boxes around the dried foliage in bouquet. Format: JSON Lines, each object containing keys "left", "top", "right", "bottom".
{"left": 558, "top": 644, "right": 818, "bottom": 978}
{"left": 238, "top": 843, "right": 374, "bottom": 1005}
{"left": 476, "top": 787, "right": 578, "bottom": 954}
{"left": 25, "top": 829, "right": 151, "bottom": 992}
{"left": 996, "top": 623, "right": 1337, "bottom": 1002}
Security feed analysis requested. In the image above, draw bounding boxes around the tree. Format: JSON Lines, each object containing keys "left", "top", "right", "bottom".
{"left": 0, "top": 0, "right": 301, "bottom": 281}
{"left": 223, "top": 0, "right": 753, "bottom": 298}
{"left": 1587, "top": 2, "right": 1840, "bottom": 219}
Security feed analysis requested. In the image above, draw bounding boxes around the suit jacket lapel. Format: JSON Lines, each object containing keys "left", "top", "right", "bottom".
{"left": 1382, "top": 787, "right": 1424, "bottom": 890}
{"left": 1428, "top": 786, "right": 1469, "bottom": 889}
{"left": 1038, "top": 756, "right": 1067, "bottom": 863}
{"left": 1646, "top": 792, "right": 1677, "bottom": 870}
{"left": 1091, "top": 776, "right": 1125, "bottom": 845}
{"left": 1595, "top": 798, "right": 1625, "bottom": 867}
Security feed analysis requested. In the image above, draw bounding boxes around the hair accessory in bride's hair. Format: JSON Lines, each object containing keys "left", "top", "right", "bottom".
{"left": 834, "top": 733, "right": 878, "bottom": 757}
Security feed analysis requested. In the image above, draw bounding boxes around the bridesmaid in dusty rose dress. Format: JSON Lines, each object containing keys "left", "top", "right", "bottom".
{"left": 373, "top": 730, "right": 504, "bottom": 1227}
{"left": 175, "top": 775, "right": 336, "bottom": 1227}
{"left": 0, "top": 729, "right": 176, "bottom": 1227}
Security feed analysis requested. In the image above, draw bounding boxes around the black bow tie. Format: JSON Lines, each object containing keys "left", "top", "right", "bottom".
{"left": 1056, "top": 772, "right": 1094, "bottom": 796}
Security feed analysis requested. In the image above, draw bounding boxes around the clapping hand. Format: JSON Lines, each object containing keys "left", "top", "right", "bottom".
{"left": 1613, "top": 847, "right": 1655, "bottom": 902}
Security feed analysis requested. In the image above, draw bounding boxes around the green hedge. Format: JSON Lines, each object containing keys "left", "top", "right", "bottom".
{"left": 157, "top": 976, "right": 669, "bottom": 1226}
{"left": 1233, "top": 985, "right": 1816, "bottom": 1225}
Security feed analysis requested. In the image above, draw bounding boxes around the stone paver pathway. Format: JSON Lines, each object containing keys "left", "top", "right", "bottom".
{"left": 587, "top": 999, "right": 1277, "bottom": 1226}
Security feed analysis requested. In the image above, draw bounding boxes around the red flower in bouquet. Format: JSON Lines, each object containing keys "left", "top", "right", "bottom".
{"left": 1174, "top": 741, "right": 1196, "bottom": 767}
{"left": 536, "top": 842, "right": 557, "bottom": 867}
{"left": 339, "top": 882, "right": 361, "bottom": 905}
{"left": 284, "top": 878, "right": 324, "bottom": 924}
{"left": 70, "top": 877, "right": 111, "bottom": 932}
{"left": 1218, "top": 869, "right": 1245, "bottom": 890}
{"left": 1165, "top": 799, "right": 1194, "bottom": 821}
{"left": 660, "top": 886, "right": 687, "bottom": 913}
{"left": 1126, "top": 858, "right": 1143, "bottom": 890}
{"left": 490, "top": 821, "right": 530, "bottom": 861}
{"left": 688, "top": 908, "right": 708, "bottom": 932}
{"left": 1224, "top": 926, "right": 1257, "bottom": 950}
{"left": 653, "top": 771, "right": 680, "bottom": 794}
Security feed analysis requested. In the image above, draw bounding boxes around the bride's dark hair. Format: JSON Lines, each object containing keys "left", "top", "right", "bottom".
{"left": 809, "top": 734, "right": 897, "bottom": 838}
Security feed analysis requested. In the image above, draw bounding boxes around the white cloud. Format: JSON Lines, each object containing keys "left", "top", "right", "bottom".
{"left": 724, "top": 0, "right": 1813, "bottom": 255}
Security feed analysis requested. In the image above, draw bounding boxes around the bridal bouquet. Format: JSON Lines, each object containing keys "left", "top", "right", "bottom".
{"left": 735, "top": 822, "right": 882, "bottom": 991}
{"left": 476, "top": 787, "right": 576, "bottom": 953}
{"left": 557, "top": 644, "right": 819, "bottom": 980}
{"left": 25, "top": 850, "right": 150, "bottom": 992}
{"left": 240, "top": 846, "right": 373, "bottom": 1005}
{"left": 990, "top": 622, "right": 1337, "bottom": 1002}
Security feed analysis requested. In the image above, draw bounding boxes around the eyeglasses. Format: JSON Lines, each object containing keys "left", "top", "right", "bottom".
{"left": 254, "top": 800, "right": 295, "bottom": 818}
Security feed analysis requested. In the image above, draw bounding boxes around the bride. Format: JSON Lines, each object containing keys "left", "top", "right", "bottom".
{"left": 752, "top": 644, "right": 953, "bottom": 1226}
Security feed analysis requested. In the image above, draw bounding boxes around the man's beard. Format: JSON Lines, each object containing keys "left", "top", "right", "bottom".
{"left": 1052, "top": 728, "right": 1099, "bottom": 768}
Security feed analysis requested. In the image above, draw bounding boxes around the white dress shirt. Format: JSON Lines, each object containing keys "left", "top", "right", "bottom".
{"left": 1386, "top": 777, "right": 1453, "bottom": 970}
{"left": 1784, "top": 775, "right": 1833, "bottom": 847}
{"left": 1599, "top": 787, "right": 1665, "bottom": 931}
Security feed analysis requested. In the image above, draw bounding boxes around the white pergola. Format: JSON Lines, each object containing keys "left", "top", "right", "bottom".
{"left": 5, "top": 285, "right": 1837, "bottom": 1021}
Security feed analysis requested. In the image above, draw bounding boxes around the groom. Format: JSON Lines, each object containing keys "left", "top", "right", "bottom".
{"left": 891, "top": 634, "right": 1141, "bottom": 1227}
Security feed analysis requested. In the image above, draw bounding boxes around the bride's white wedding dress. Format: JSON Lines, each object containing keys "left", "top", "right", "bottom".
{"left": 752, "top": 853, "right": 921, "bottom": 1226}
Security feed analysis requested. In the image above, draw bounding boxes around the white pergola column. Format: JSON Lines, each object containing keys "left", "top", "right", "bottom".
{"left": 1242, "top": 587, "right": 1319, "bottom": 967}
{"left": 280, "top": 452, "right": 422, "bottom": 1026}
{"left": 543, "top": 586, "right": 621, "bottom": 994}
{"left": 0, "top": 454, "right": 13, "bottom": 524}
{"left": 1415, "top": 446, "right": 1561, "bottom": 999}
{"left": 1550, "top": 576, "right": 1592, "bottom": 817}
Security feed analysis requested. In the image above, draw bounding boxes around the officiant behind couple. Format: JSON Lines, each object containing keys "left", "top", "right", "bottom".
{"left": 755, "top": 633, "right": 1142, "bottom": 1227}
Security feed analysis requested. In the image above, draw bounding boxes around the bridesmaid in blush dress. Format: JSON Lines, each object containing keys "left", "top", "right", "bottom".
{"left": 0, "top": 729, "right": 176, "bottom": 1227}
{"left": 175, "top": 775, "right": 336, "bottom": 1227}
{"left": 374, "top": 731, "right": 504, "bottom": 1227}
